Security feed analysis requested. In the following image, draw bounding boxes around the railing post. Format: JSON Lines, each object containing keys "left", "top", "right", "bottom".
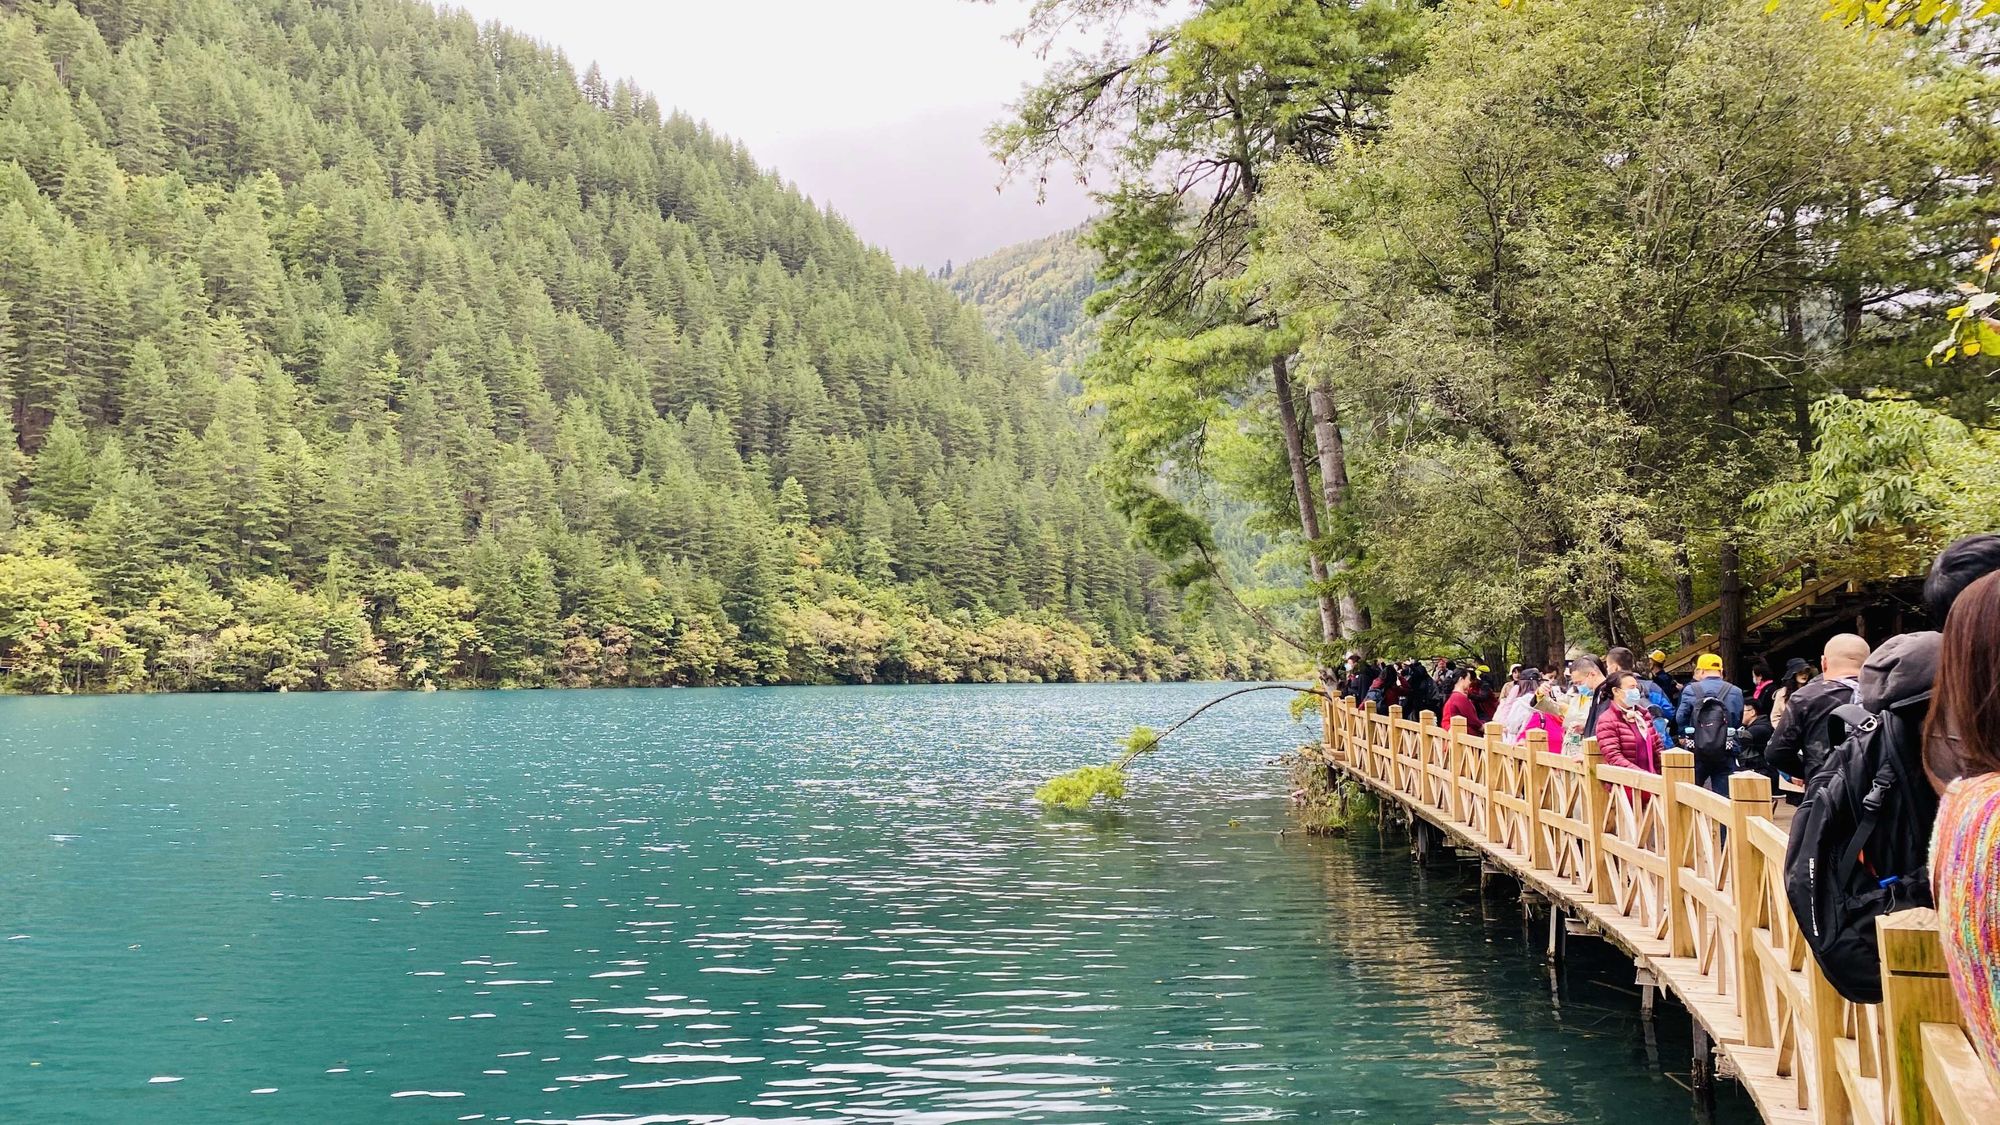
{"left": 1444, "top": 721, "right": 1461, "bottom": 822}
{"left": 1415, "top": 708, "right": 1435, "bottom": 806}
{"left": 1356, "top": 702, "right": 1373, "bottom": 778}
{"left": 1729, "top": 771, "right": 1773, "bottom": 1045}
{"left": 1878, "top": 907, "right": 1956, "bottom": 1125}
{"left": 1464, "top": 716, "right": 1480, "bottom": 824}
{"left": 1375, "top": 705, "right": 1393, "bottom": 783}
{"left": 1806, "top": 961, "right": 1854, "bottom": 1125}
{"left": 1527, "top": 731, "right": 1553, "bottom": 871}
{"left": 1662, "top": 749, "right": 1696, "bottom": 958}
{"left": 1481, "top": 729, "right": 1502, "bottom": 846}
{"left": 1582, "top": 739, "right": 1613, "bottom": 904}
{"left": 1322, "top": 689, "right": 1337, "bottom": 760}
{"left": 1389, "top": 705, "right": 1409, "bottom": 798}
{"left": 1442, "top": 715, "right": 1464, "bottom": 816}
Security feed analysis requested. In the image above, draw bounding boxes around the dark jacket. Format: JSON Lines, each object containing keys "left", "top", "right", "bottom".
{"left": 1344, "top": 664, "right": 1376, "bottom": 702}
{"left": 1858, "top": 632, "right": 1936, "bottom": 716}
{"left": 1402, "top": 664, "right": 1436, "bottom": 715}
{"left": 1766, "top": 673, "right": 1863, "bottom": 783}
{"left": 1852, "top": 632, "right": 1941, "bottom": 857}
{"left": 1736, "top": 714, "right": 1773, "bottom": 771}
{"left": 1650, "top": 669, "right": 1681, "bottom": 707}
{"left": 1856, "top": 632, "right": 1937, "bottom": 776}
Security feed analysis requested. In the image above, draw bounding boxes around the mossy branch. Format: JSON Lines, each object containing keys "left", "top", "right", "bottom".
{"left": 1034, "top": 683, "right": 1328, "bottom": 811}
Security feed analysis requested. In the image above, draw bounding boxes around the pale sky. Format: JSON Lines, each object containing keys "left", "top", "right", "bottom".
{"left": 451, "top": 0, "right": 1102, "bottom": 269}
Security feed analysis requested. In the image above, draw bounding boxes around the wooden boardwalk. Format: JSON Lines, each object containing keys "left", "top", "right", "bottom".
{"left": 1318, "top": 697, "right": 2000, "bottom": 1125}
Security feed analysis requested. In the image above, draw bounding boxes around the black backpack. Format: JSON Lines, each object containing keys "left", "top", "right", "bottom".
{"left": 1782, "top": 700, "right": 1937, "bottom": 1004}
{"left": 1690, "top": 691, "right": 1732, "bottom": 764}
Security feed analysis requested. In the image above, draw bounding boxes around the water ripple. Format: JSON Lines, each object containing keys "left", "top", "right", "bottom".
{"left": 0, "top": 685, "right": 1751, "bottom": 1123}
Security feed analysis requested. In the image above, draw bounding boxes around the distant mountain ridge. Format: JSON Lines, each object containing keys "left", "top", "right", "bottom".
{"left": 950, "top": 225, "right": 1301, "bottom": 641}
{"left": 945, "top": 225, "right": 1101, "bottom": 391}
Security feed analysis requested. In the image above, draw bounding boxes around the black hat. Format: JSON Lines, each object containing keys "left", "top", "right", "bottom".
{"left": 1925, "top": 534, "right": 2000, "bottom": 625}
{"left": 1784, "top": 657, "right": 1810, "bottom": 676}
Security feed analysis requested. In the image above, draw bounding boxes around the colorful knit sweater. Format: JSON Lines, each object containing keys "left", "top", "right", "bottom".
{"left": 1931, "top": 770, "right": 2000, "bottom": 1075}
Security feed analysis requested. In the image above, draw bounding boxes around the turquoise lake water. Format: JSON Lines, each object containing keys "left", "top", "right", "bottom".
{"left": 0, "top": 684, "right": 1750, "bottom": 1123}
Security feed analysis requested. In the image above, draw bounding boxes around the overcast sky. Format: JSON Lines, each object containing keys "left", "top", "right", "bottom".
{"left": 452, "top": 0, "right": 1101, "bottom": 269}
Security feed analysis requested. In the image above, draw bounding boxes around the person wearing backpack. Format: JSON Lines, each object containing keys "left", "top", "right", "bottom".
{"left": 1781, "top": 531, "right": 2000, "bottom": 1005}
{"left": 1766, "top": 633, "right": 1870, "bottom": 800}
{"left": 1675, "top": 653, "right": 1743, "bottom": 794}
{"left": 1926, "top": 570, "right": 2000, "bottom": 1074}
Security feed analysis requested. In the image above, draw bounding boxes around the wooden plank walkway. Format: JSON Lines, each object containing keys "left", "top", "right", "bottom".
{"left": 1317, "top": 697, "right": 2000, "bottom": 1125}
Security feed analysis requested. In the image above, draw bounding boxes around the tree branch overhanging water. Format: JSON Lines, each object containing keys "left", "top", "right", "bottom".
{"left": 1034, "top": 683, "right": 1328, "bottom": 811}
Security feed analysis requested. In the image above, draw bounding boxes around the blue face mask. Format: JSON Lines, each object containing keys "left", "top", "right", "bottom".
{"left": 1623, "top": 688, "right": 1642, "bottom": 706}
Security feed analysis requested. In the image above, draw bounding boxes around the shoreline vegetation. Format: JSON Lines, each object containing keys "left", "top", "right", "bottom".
{"left": 0, "top": 0, "right": 1287, "bottom": 695}
{"left": 0, "top": 535, "right": 1284, "bottom": 693}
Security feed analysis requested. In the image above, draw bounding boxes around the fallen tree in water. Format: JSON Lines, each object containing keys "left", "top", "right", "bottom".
{"left": 1034, "top": 683, "right": 1328, "bottom": 811}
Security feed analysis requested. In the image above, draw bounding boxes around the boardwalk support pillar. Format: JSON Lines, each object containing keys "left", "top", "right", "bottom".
{"left": 1692, "top": 1023, "right": 1717, "bottom": 1115}
{"left": 1546, "top": 904, "right": 1566, "bottom": 965}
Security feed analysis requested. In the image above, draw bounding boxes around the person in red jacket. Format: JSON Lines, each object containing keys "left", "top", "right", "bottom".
{"left": 1594, "top": 671, "right": 1663, "bottom": 772}
{"left": 1440, "top": 667, "right": 1485, "bottom": 736}
{"left": 1470, "top": 664, "right": 1500, "bottom": 721}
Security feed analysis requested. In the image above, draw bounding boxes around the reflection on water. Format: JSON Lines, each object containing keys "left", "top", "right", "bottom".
{"left": 0, "top": 685, "right": 1748, "bottom": 1123}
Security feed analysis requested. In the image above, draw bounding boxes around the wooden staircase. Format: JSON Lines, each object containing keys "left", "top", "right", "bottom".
{"left": 1643, "top": 560, "right": 1920, "bottom": 674}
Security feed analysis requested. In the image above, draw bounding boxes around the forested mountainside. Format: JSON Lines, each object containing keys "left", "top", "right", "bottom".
{"left": 945, "top": 226, "right": 1099, "bottom": 385}
{"left": 952, "top": 228, "right": 1299, "bottom": 619}
{"left": 0, "top": 0, "right": 1281, "bottom": 693}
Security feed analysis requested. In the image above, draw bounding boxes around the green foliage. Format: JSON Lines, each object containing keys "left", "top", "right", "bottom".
{"left": 1034, "top": 763, "right": 1129, "bottom": 811}
{"left": 0, "top": 0, "right": 1281, "bottom": 693}
{"left": 995, "top": 0, "right": 1991, "bottom": 666}
{"left": 1282, "top": 748, "right": 1372, "bottom": 834}
{"left": 945, "top": 224, "right": 1101, "bottom": 387}
{"left": 1749, "top": 396, "right": 2000, "bottom": 561}
{"left": 1930, "top": 237, "right": 2000, "bottom": 371}
{"left": 1812, "top": 0, "right": 1999, "bottom": 31}
{"left": 1250, "top": 0, "right": 1990, "bottom": 656}
{"left": 1122, "top": 724, "right": 1162, "bottom": 757}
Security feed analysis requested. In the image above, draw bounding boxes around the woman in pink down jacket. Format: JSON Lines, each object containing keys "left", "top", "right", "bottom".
{"left": 1594, "top": 671, "right": 1663, "bottom": 773}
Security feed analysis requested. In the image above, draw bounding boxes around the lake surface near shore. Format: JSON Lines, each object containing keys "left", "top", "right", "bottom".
{"left": 0, "top": 684, "right": 1749, "bottom": 1122}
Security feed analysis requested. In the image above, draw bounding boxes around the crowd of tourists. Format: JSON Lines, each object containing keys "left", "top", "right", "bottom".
{"left": 1333, "top": 534, "right": 2000, "bottom": 1076}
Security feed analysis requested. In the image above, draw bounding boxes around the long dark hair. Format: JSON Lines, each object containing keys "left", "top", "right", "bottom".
{"left": 1926, "top": 570, "right": 2000, "bottom": 782}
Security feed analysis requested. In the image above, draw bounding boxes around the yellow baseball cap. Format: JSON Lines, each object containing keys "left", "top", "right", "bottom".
{"left": 1648, "top": 649, "right": 1667, "bottom": 662}
{"left": 1696, "top": 653, "right": 1724, "bottom": 673}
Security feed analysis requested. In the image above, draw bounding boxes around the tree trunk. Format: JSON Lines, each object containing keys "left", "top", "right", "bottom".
{"left": 1785, "top": 293, "right": 1813, "bottom": 458}
{"left": 1672, "top": 540, "right": 1698, "bottom": 650}
{"left": 1306, "top": 378, "right": 1366, "bottom": 637}
{"left": 1542, "top": 597, "right": 1566, "bottom": 671}
{"left": 1718, "top": 538, "right": 1743, "bottom": 682}
{"left": 1273, "top": 353, "right": 1339, "bottom": 652}
{"left": 1521, "top": 609, "right": 1547, "bottom": 673}
{"left": 1783, "top": 206, "right": 1815, "bottom": 458}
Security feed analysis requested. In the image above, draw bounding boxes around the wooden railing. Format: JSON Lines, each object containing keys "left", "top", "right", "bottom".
{"left": 1322, "top": 697, "right": 2000, "bottom": 1125}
